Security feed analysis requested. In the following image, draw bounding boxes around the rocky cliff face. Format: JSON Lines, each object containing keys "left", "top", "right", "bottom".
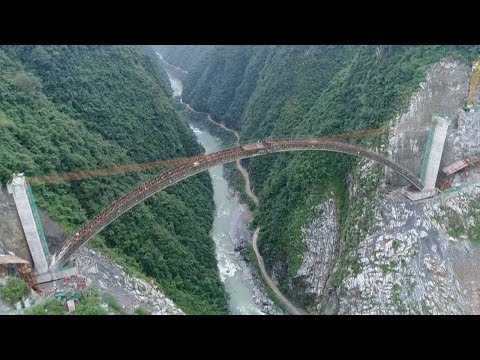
{"left": 0, "top": 185, "right": 32, "bottom": 263}
{"left": 387, "top": 58, "right": 470, "bottom": 186}
{"left": 298, "top": 58, "right": 480, "bottom": 314}
{"left": 293, "top": 199, "right": 339, "bottom": 308}
{"left": 75, "top": 247, "right": 184, "bottom": 315}
{"left": 338, "top": 186, "right": 480, "bottom": 314}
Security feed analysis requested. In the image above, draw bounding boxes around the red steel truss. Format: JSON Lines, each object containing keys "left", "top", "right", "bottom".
{"left": 51, "top": 138, "right": 423, "bottom": 268}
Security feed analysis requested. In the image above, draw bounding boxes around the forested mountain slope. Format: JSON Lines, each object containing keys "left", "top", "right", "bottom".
{"left": 0, "top": 45, "right": 228, "bottom": 314}
{"left": 170, "top": 45, "right": 480, "bottom": 310}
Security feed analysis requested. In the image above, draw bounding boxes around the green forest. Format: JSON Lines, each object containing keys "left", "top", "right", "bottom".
{"left": 167, "top": 45, "right": 480, "bottom": 307}
{"left": 0, "top": 45, "right": 229, "bottom": 314}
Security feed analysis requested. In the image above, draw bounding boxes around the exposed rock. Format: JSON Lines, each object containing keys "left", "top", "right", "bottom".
{"left": 335, "top": 57, "right": 480, "bottom": 314}
{"left": 444, "top": 108, "right": 480, "bottom": 169}
{"left": 81, "top": 248, "right": 184, "bottom": 315}
{"left": 298, "top": 57, "right": 480, "bottom": 314}
{"left": 338, "top": 188, "right": 480, "bottom": 314}
{"left": 295, "top": 199, "right": 339, "bottom": 301}
{"left": 230, "top": 201, "right": 283, "bottom": 315}
{"left": 387, "top": 58, "right": 470, "bottom": 186}
{"left": 0, "top": 186, "right": 32, "bottom": 263}
{"left": 66, "top": 299, "right": 75, "bottom": 314}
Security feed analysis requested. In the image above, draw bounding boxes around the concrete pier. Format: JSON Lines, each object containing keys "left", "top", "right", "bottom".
{"left": 35, "top": 266, "right": 78, "bottom": 283}
{"left": 8, "top": 174, "right": 49, "bottom": 275}
{"left": 403, "top": 114, "right": 449, "bottom": 201}
{"left": 421, "top": 114, "right": 450, "bottom": 191}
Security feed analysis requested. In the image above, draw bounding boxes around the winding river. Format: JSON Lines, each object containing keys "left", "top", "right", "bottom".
{"left": 163, "top": 60, "right": 271, "bottom": 315}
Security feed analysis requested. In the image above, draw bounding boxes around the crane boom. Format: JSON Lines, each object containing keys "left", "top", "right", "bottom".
{"left": 465, "top": 59, "right": 480, "bottom": 110}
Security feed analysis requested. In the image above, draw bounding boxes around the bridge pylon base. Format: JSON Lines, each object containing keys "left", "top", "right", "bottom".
{"left": 35, "top": 265, "right": 78, "bottom": 284}
{"left": 402, "top": 187, "right": 437, "bottom": 201}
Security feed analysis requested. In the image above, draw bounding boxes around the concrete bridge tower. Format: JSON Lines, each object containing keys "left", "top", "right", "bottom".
{"left": 7, "top": 173, "right": 78, "bottom": 283}
{"left": 8, "top": 173, "right": 50, "bottom": 275}
{"left": 403, "top": 114, "right": 450, "bottom": 200}
{"left": 420, "top": 114, "right": 450, "bottom": 192}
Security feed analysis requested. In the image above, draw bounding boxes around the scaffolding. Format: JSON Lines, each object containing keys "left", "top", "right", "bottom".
{"left": 420, "top": 121, "right": 436, "bottom": 184}
{"left": 26, "top": 185, "right": 50, "bottom": 259}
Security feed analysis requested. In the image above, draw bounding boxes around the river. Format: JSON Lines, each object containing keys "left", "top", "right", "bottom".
{"left": 163, "top": 63, "right": 274, "bottom": 315}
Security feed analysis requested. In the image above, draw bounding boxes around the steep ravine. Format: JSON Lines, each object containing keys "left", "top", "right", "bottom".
{"left": 184, "top": 103, "right": 305, "bottom": 314}
{"left": 161, "top": 57, "right": 282, "bottom": 314}
{"left": 211, "top": 56, "right": 480, "bottom": 315}
{"left": 0, "top": 186, "right": 184, "bottom": 315}
{"left": 171, "top": 74, "right": 306, "bottom": 315}
{"left": 184, "top": 99, "right": 307, "bottom": 315}
{"left": 0, "top": 45, "right": 229, "bottom": 315}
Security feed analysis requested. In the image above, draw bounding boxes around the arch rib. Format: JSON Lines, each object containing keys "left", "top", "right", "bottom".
{"left": 51, "top": 138, "right": 422, "bottom": 268}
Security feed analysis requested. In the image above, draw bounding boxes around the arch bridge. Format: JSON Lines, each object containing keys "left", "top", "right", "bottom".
{"left": 50, "top": 138, "right": 423, "bottom": 268}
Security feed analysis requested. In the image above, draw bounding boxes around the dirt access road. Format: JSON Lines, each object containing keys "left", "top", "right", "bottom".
{"left": 251, "top": 228, "right": 307, "bottom": 315}
{"left": 184, "top": 102, "right": 306, "bottom": 315}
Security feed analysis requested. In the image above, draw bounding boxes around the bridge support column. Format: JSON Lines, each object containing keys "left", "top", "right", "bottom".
{"left": 8, "top": 173, "right": 49, "bottom": 275}
{"left": 403, "top": 114, "right": 450, "bottom": 201}
{"left": 8, "top": 173, "right": 78, "bottom": 283}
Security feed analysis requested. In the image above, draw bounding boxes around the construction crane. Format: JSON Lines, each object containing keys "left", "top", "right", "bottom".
{"left": 464, "top": 59, "right": 480, "bottom": 112}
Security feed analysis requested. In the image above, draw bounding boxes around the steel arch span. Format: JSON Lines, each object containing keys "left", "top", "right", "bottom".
{"left": 50, "top": 138, "right": 422, "bottom": 268}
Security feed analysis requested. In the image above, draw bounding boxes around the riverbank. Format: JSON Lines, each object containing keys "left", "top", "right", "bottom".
{"left": 161, "top": 58, "right": 281, "bottom": 314}
{"left": 184, "top": 101, "right": 307, "bottom": 315}
{"left": 189, "top": 121, "right": 280, "bottom": 314}
{"left": 158, "top": 53, "right": 310, "bottom": 314}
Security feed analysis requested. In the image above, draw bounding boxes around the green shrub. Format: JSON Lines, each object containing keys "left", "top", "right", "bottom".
{"left": 25, "top": 297, "right": 66, "bottom": 315}
{"left": 134, "top": 307, "right": 151, "bottom": 315}
{"left": 103, "top": 293, "right": 125, "bottom": 314}
{"left": 0, "top": 276, "right": 30, "bottom": 305}
{"left": 25, "top": 288, "right": 125, "bottom": 315}
{"left": 75, "top": 288, "right": 107, "bottom": 315}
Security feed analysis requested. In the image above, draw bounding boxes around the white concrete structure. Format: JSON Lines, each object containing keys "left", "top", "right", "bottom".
{"left": 421, "top": 114, "right": 450, "bottom": 191}
{"left": 8, "top": 174, "right": 49, "bottom": 275}
{"left": 35, "top": 266, "right": 78, "bottom": 283}
{"left": 402, "top": 187, "right": 437, "bottom": 201}
{"left": 404, "top": 114, "right": 450, "bottom": 201}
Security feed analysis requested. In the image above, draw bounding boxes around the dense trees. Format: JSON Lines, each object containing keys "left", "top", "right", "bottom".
{"left": 0, "top": 46, "right": 228, "bottom": 314}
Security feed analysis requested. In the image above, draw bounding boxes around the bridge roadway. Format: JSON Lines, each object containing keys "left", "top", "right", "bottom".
{"left": 51, "top": 138, "right": 423, "bottom": 268}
